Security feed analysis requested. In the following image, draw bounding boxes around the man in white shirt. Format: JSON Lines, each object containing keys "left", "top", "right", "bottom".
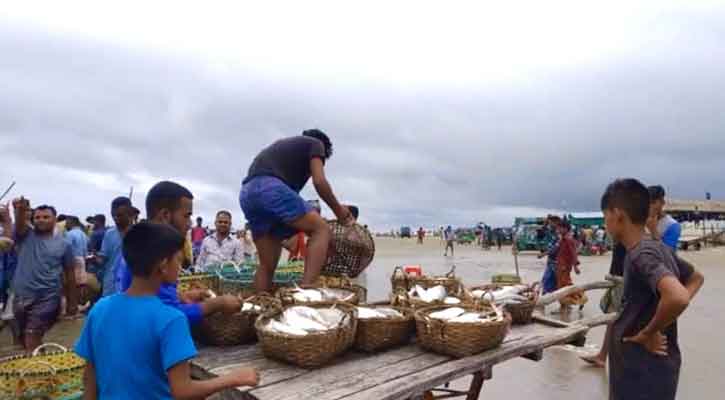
{"left": 196, "top": 211, "right": 243, "bottom": 269}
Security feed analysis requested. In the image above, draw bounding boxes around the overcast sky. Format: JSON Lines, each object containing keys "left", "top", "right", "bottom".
{"left": 1, "top": 1, "right": 724, "bottom": 230}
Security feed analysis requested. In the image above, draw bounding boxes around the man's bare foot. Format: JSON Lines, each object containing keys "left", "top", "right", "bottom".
{"left": 580, "top": 354, "right": 606, "bottom": 368}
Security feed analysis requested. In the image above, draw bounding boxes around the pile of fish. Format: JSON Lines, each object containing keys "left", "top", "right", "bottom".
{"left": 356, "top": 306, "right": 404, "bottom": 319}
{"left": 408, "top": 285, "right": 461, "bottom": 304}
{"left": 428, "top": 305, "right": 504, "bottom": 324}
{"left": 291, "top": 287, "right": 356, "bottom": 303}
{"left": 241, "top": 302, "right": 263, "bottom": 312}
{"left": 265, "top": 306, "right": 347, "bottom": 336}
{"left": 469, "top": 285, "right": 531, "bottom": 305}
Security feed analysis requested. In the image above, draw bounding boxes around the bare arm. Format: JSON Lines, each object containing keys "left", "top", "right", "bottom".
{"left": 310, "top": 158, "right": 351, "bottom": 222}
{"left": 640, "top": 275, "right": 691, "bottom": 337}
{"left": 12, "top": 197, "right": 30, "bottom": 238}
{"left": 199, "top": 295, "right": 241, "bottom": 317}
{"left": 64, "top": 266, "right": 79, "bottom": 315}
{"left": 676, "top": 257, "right": 704, "bottom": 300}
{"left": 168, "top": 361, "right": 258, "bottom": 400}
{"left": 82, "top": 363, "right": 98, "bottom": 400}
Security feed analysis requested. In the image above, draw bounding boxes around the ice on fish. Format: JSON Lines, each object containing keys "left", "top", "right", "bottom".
{"left": 429, "top": 307, "right": 466, "bottom": 320}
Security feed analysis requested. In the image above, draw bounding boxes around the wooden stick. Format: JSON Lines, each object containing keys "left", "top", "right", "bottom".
{"left": 573, "top": 313, "right": 618, "bottom": 328}
{"left": 536, "top": 280, "right": 615, "bottom": 306}
{"left": 0, "top": 181, "right": 15, "bottom": 202}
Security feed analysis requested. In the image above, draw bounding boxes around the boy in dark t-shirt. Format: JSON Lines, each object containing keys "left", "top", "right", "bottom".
{"left": 600, "top": 179, "right": 704, "bottom": 400}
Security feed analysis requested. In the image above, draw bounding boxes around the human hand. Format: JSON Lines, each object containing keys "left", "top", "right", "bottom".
{"left": 334, "top": 205, "right": 354, "bottom": 226}
{"left": 12, "top": 197, "right": 29, "bottom": 213}
{"left": 623, "top": 331, "right": 668, "bottom": 356}
{"left": 180, "top": 288, "right": 210, "bottom": 303}
{"left": 226, "top": 367, "right": 259, "bottom": 387}
{"left": 218, "top": 295, "right": 242, "bottom": 314}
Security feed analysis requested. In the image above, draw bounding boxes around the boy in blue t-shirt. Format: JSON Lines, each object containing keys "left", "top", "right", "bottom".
{"left": 75, "top": 222, "right": 258, "bottom": 399}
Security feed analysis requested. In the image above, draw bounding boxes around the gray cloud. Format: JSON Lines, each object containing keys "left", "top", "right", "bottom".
{"left": 1, "top": 8, "right": 725, "bottom": 230}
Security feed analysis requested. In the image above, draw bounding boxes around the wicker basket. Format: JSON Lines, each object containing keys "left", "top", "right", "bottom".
{"left": 389, "top": 289, "right": 467, "bottom": 310}
{"left": 277, "top": 275, "right": 365, "bottom": 306}
{"left": 199, "top": 295, "right": 280, "bottom": 346}
{"left": 255, "top": 302, "right": 357, "bottom": 368}
{"left": 178, "top": 273, "right": 220, "bottom": 294}
{"left": 465, "top": 282, "right": 539, "bottom": 325}
{"left": 0, "top": 343, "right": 85, "bottom": 399}
{"left": 414, "top": 303, "right": 511, "bottom": 358}
{"left": 322, "top": 221, "right": 375, "bottom": 278}
{"left": 354, "top": 305, "right": 415, "bottom": 352}
{"left": 390, "top": 266, "right": 462, "bottom": 295}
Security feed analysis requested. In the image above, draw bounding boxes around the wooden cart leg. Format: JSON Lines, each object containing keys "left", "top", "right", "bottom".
{"left": 466, "top": 367, "right": 492, "bottom": 400}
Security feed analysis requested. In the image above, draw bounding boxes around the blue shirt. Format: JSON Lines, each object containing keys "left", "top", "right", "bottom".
{"left": 65, "top": 227, "right": 89, "bottom": 259}
{"left": 99, "top": 228, "right": 124, "bottom": 297}
{"left": 119, "top": 258, "right": 204, "bottom": 325}
{"left": 75, "top": 294, "right": 197, "bottom": 399}
{"left": 657, "top": 215, "right": 681, "bottom": 251}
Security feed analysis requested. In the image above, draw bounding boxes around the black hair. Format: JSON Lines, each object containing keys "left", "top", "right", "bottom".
{"left": 600, "top": 178, "right": 650, "bottom": 225}
{"left": 56, "top": 214, "right": 67, "bottom": 222}
{"left": 34, "top": 205, "right": 57, "bottom": 216}
{"left": 196, "top": 216, "right": 203, "bottom": 222}
{"left": 111, "top": 196, "right": 132, "bottom": 212}
{"left": 648, "top": 185, "right": 666, "bottom": 202}
{"left": 145, "top": 181, "right": 194, "bottom": 219}
{"left": 302, "top": 129, "right": 333, "bottom": 159}
{"left": 216, "top": 210, "right": 232, "bottom": 219}
{"left": 347, "top": 205, "right": 359, "bottom": 220}
{"left": 66, "top": 216, "right": 82, "bottom": 228}
{"left": 94, "top": 214, "right": 106, "bottom": 226}
{"left": 560, "top": 221, "right": 572, "bottom": 232}
{"left": 122, "top": 222, "right": 185, "bottom": 278}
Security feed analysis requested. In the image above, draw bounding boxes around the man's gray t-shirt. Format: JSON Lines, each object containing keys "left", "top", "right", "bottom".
{"left": 608, "top": 238, "right": 694, "bottom": 400}
{"left": 12, "top": 230, "right": 73, "bottom": 299}
{"left": 243, "top": 136, "right": 326, "bottom": 193}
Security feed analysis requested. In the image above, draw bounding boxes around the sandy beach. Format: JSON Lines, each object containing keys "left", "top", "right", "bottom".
{"left": 2, "top": 237, "right": 722, "bottom": 399}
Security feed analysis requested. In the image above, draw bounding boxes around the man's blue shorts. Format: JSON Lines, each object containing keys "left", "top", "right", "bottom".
{"left": 240, "top": 176, "right": 312, "bottom": 240}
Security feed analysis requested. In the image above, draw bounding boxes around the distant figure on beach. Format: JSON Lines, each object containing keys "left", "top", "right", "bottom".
{"left": 240, "top": 129, "right": 353, "bottom": 292}
{"left": 191, "top": 217, "right": 207, "bottom": 263}
{"left": 538, "top": 216, "right": 561, "bottom": 294}
{"left": 599, "top": 179, "right": 703, "bottom": 400}
{"left": 443, "top": 226, "right": 456, "bottom": 256}
{"left": 647, "top": 185, "right": 681, "bottom": 251}
{"left": 495, "top": 228, "right": 503, "bottom": 250}
{"left": 417, "top": 227, "right": 425, "bottom": 244}
{"left": 555, "top": 221, "right": 586, "bottom": 312}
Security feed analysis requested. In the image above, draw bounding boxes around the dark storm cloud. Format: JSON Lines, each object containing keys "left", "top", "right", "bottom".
{"left": 1, "top": 10, "right": 724, "bottom": 230}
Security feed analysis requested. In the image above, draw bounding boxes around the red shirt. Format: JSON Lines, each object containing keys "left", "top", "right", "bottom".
{"left": 191, "top": 227, "right": 206, "bottom": 243}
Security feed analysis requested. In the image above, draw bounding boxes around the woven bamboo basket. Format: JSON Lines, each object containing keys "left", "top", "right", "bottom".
{"left": 323, "top": 221, "right": 375, "bottom": 278}
{"left": 389, "top": 289, "right": 467, "bottom": 310}
{"left": 465, "top": 282, "right": 539, "bottom": 325}
{"left": 255, "top": 302, "right": 357, "bottom": 368}
{"left": 277, "top": 275, "right": 365, "bottom": 306}
{"left": 200, "top": 295, "right": 280, "bottom": 346}
{"left": 178, "top": 273, "right": 220, "bottom": 294}
{"left": 354, "top": 305, "right": 415, "bottom": 352}
{"left": 390, "top": 266, "right": 462, "bottom": 295}
{"left": 414, "top": 302, "right": 511, "bottom": 358}
{"left": 0, "top": 343, "right": 85, "bottom": 399}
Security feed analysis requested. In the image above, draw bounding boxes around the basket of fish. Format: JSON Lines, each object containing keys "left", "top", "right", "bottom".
{"left": 354, "top": 305, "right": 415, "bottom": 352}
{"left": 278, "top": 275, "right": 365, "bottom": 306}
{"left": 323, "top": 221, "right": 375, "bottom": 278}
{"left": 390, "top": 265, "right": 462, "bottom": 295}
{"left": 200, "top": 292, "right": 281, "bottom": 346}
{"left": 255, "top": 302, "right": 358, "bottom": 368}
{"left": 466, "top": 282, "right": 539, "bottom": 324}
{"left": 0, "top": 343, "right": 85, "bottom": 400}
{"left": 414, "top": 301, "right": 511, "bottom": 358}
{"left": 390, "top": 283, "right": 466, "bottom": 309}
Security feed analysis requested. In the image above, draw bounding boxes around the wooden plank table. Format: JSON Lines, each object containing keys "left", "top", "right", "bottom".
{"left": 192, "top": 317, "right": 591, "bottom": 400}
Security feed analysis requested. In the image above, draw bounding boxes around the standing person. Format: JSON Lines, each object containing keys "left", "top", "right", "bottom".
{"left": 191, "top": 217, "right": 207, "bottom": 263}
{"left": 118, "top": 181, "right": 242, "bottom": 325}
{"left": 95, "top": 197, "right": 134, "bottom": 297}
{"left": 417, "top": 227, "right": 425, "bottom": 244}
{"left": 495, "top": 228, "right": 503, "bottom": 251}
{"left": 600, "top": 179, "right": 704, "bottom": 400}
{"left": 87, "top": 215, "right": 106, "bottom": 257}
{"left": 237, "top": 225, "right": 256, "bottom": 262}
{"left": 581, "top": 242, "right": 626, "bottom": 367}
{"left": 86, "top": 214, "right": 106, "bottom": 296}
{"left": 0, "top": 203, "right": 14, "bottom": 311}
{"left": 65, "top": 216, "right": 89, "bottom": 310}
{"left": 555, "top": 222, "right": 587, "bottom": 312}
{"left": 443, "top": 226, "right": 456, "bottom": 257}
{"left": 75, "top": 222, "right": 259, "bottom": 399}
{"left": 196, "top": 211, "right": 244, "bottom": 270}
{"left": 9, "top": 198, "right": 77, "bottom": 351}
{"left": 239, "top": 129, "right": 353, "bottom": 293}
{"left": 539, "top": 216, "right": 561, "bottom": 295}
{"left": 648, "top": 185, "right": 681, "bottom": 251}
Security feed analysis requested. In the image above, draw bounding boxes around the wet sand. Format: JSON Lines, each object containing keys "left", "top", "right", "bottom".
{"left": 2, "top": 237, "right": 722, "bottom": 398}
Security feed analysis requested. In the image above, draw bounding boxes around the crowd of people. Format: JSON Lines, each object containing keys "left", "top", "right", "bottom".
{"left": 0, "top": 129, "right": 358, "bottom": 398}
